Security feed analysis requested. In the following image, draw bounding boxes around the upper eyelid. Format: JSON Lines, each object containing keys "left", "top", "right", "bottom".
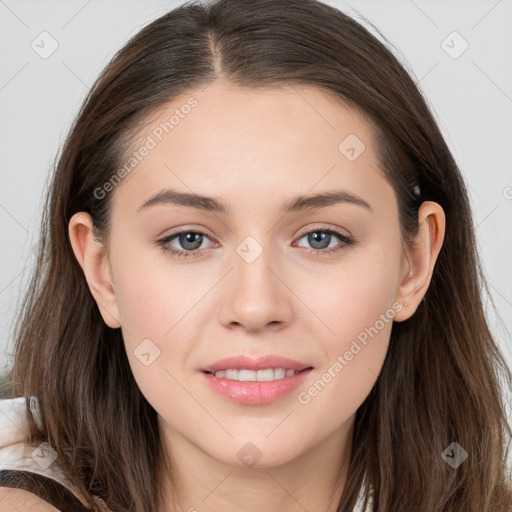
{"left": 295, "top": 225, "right": 350, "bottom": 238}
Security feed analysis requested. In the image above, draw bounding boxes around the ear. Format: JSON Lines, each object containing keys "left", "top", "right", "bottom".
{"left": 393, "top": 201, "right": 446, "bottom": 322}
{"left": 68, "top": 212, "right": 121, "bottom": 329}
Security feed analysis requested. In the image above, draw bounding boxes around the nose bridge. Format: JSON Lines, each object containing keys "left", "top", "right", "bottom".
{"left": 217, "top": 234, "right": 293, "bottom": 330}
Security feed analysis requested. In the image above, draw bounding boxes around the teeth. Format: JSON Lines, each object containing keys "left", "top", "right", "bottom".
{"left": 212, "top": 368, "right": 298, "bottom": 381}
{"left": 239, "top": 369, "right": 256, "bottom": 381}
{"left": 274, "top": 368, "right": 286, "bottom": 379}
{"left": 225, "top": 369, "right": 239, "bottom": 380}
{"left": 255, "top": 368, "right": 273, "bottom": 381}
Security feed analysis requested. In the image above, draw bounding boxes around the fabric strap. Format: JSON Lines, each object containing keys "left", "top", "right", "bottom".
{"left": 0, "top": 469, "right": 91, "bottom": 511}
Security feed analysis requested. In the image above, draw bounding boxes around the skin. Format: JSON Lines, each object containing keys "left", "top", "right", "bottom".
{"left": 69, "top": 80, "right": 445, "bottom": 512}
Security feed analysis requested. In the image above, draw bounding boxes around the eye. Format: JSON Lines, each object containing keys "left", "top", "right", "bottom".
{"left": 293, "top": 227, "right": 355, "bottom": 256}
{"left": 155, "top": 226, "right": 355, "bottom": 259}
{"left": 155, "top": 228, "right": 216, "bottom": 258}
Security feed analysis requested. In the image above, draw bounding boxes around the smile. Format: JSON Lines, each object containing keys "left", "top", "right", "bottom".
{"left": 205, "top": 368, "right": 300, "bottom": 381}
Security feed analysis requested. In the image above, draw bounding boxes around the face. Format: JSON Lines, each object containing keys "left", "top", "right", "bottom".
{"left": 100, "top": 80, "right": 410, "bottom": 469}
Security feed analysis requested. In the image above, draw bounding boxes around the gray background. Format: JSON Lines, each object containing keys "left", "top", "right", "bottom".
{"left": 0, "top": 0, "right": 511, "bottom": 431}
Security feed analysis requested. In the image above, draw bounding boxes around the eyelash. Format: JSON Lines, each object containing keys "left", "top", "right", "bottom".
{"left": 155, "top": 226, "right": 355, "bottom": 259}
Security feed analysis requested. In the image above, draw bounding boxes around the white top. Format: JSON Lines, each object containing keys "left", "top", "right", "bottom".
{"left": 0, "top": 396, "right": 370, "bottom": 512}
{"left": 0, "top": 396, "right": 110, "bottom": 511}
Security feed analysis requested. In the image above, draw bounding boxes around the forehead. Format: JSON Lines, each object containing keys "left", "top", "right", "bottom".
{"left": 111, "top": 80, "right": 393, "bottom": 216}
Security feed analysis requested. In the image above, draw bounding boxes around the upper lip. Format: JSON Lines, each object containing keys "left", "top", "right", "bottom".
{"left": 202, "top": 355, "right": 313, "bottom": 373}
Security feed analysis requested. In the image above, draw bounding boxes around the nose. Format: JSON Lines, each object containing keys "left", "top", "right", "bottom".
{"left": 217, "top": 242, "right": 294, "bottom": 333}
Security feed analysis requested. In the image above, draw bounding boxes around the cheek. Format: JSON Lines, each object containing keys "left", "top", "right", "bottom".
{"left": 294, "top": 241, "right": 401, "bottom": 409}
{"left": 109, "top": 238, "right": 187, "bottom": 336}
{"left": 110, "top": 252, "right": 196, "bottom": 411}
{"left": 302, "top": 236, "right": 401, "bottom": 344}
{"left": 109, "top": 243, "right": 214, "bottom": 388}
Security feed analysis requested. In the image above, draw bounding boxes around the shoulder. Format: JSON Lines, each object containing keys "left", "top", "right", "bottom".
{"left": 0, "top": 486, "right": 60, "bottom": 511}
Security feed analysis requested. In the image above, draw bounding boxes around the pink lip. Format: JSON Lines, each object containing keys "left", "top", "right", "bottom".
{"left": 202, "top": 355, "right": 312, "bottom": 373}
{"left": 201, "top": 355, "right": 313, "bottom": 406}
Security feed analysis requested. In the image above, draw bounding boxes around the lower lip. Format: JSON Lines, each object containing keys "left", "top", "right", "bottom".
{"left": 201, "top": 369, "right": 313, "bottom": 405}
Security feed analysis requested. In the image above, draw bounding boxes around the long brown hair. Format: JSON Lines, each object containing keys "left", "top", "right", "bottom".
{"left": 2, "top": 0, "right": 511, "bottom": 510}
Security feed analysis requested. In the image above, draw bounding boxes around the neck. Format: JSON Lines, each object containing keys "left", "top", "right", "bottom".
{"left": 158, "top": 416, "right": 354, "bottom": 512}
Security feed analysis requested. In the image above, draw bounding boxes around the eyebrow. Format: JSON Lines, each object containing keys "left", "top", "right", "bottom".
{"left": 137, "top": 187, "right": 372, "bottom": 214}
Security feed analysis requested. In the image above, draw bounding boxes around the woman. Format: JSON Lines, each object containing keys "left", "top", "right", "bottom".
{"left": 0, "top": 0, "right": 510, "bottom": 511}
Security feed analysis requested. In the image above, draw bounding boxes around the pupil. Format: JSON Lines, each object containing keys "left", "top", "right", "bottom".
{"left": 180, "top": 232, "right": 202, "bottom": 250}
{"left": 309, "top": 231, "right": 330, "bottom": 249}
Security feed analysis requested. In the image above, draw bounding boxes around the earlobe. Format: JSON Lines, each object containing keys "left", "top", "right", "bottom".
{"left": 68, "top": 212, "right": 121, "bottom": 329}
{"left": 393, "top": 201, "right": 446, "bottom": 322}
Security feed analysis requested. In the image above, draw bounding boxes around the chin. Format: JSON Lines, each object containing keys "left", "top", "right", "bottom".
{"left": 203, "top": 436, "right": 310, "bottom": 470}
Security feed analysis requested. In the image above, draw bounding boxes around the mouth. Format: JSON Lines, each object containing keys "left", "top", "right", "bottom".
{"left": 201, "top": 355, "right": 314, "bottom": 405}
